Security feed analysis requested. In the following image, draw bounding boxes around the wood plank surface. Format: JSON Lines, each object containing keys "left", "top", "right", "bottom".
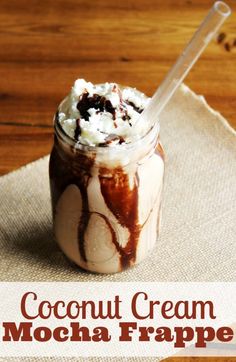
{"left": 0, "top": 0, "right": 235, "bottom": 175}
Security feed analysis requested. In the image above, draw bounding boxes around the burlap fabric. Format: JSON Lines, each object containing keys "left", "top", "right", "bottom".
{"left": 0, "top": 84, "right": 236, "bottom": 361}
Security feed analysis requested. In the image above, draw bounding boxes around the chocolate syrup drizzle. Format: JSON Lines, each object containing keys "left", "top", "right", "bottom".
{"left": 98, "top": 167, "right": 141, "bottom": 269}
{"left": 51, "top": 107, "right": 164, "bottom": 272}
{"left": 77, "top": 174, "right": 91, "bottom": 262}
{"left": 77, "top": 93, "right": 116, "bottom": 121}
{"left": 74, "top": 91, "right": 143, "bottom": 146}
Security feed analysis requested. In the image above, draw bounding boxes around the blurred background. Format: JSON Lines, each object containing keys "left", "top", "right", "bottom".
{"left": 0, "top": 0, "right": 235, "bottom": 175}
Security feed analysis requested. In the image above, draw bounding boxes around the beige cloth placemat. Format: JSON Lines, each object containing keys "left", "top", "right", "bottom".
{"left": 0, "top": 85, "right": 235, "bottom": 362}
{"left": 1, "top": 84, "right": 236, "bottom": 283}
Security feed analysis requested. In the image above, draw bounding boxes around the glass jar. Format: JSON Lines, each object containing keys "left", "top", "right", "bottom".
{"left": 49, "top": 92, "right": 164, "bottom": 274}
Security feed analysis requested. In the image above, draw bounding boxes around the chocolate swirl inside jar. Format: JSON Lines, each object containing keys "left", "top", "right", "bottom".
{"left": 49, "top": 79, "right": 164, "bottom": 274}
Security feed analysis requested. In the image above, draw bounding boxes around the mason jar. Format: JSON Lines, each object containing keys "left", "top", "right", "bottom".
{"left": 49, "top": 90, "right": 164, "bottom": 274}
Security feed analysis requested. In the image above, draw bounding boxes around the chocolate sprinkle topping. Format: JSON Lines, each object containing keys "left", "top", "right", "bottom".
{"left": 217, "top": 32, "right": 226, "bottom": 44}
{"left": 224, "top": 42, "right": 231, "bottom": 52}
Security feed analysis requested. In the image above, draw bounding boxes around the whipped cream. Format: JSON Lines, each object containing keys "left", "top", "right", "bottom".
{"left": 57, "top": 79, "right": 150, "bottom": 147}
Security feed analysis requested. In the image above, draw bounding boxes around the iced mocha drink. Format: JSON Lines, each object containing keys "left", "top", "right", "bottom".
{"left": 49, "top": 79, "right": 164, "bottom": 273}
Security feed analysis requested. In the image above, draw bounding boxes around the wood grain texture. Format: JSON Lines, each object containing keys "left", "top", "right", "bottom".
{"left": 0, "top": 0, "right": 235, "bottom": 175}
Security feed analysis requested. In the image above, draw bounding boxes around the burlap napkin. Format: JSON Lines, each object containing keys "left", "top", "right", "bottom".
{"left": 0, "top": 84, "right": 235, "bottom": 361}
{"left": 1, "top": 84, "right": 236, "bottom": 283}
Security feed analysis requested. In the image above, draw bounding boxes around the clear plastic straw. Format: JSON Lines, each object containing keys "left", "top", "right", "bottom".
{"left": 140, "top": 1, "right": 231, "bottom": 127}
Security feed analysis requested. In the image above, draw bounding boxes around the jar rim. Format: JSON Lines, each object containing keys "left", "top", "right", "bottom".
{"left": 55, "top": 114, "right": 160, "bottom": 155}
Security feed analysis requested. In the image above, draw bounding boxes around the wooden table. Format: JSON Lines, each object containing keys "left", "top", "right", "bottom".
{"left": 0, "top": 1, "right": 236, "bottom": 360}
{"left": 0, "top": 0, "right": 235, "bottom": 176}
